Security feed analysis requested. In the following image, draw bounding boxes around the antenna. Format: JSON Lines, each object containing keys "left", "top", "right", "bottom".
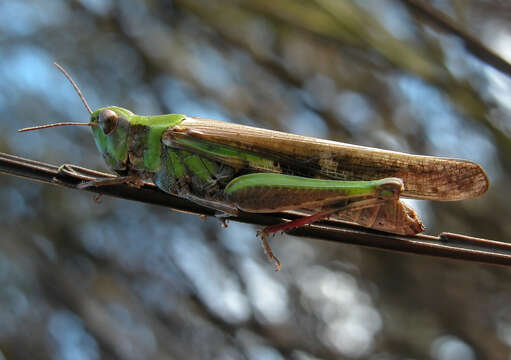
{"left": 18, "top": 63, "right": 96, "bottom": 133}
{"left": 54, "top": 62, "right": 93, "bottom": 115}
{"left": 18, "top": 122, "right": 96, "bottom": 133}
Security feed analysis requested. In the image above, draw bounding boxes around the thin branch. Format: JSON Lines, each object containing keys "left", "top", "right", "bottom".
{"left": 0, "top": 151, "right": 509, "bottom": 267}
{"left": 402, "top": 0, "right": 511, "bottom": 77}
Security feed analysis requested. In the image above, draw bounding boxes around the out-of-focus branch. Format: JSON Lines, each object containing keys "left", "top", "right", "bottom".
{"left": 402, "top": 0, "right": 511, "bottom": 77}
{"left": 1, "top": 152, "right": 509, "bottom": 267}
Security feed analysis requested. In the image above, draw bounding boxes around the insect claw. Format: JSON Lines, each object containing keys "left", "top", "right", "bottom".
{"left": 272, "top": 258, "right": 281, "bottom": 271}
{"left": 212, "top": 216, "right": 229, "bottom": 228}
{"left": 57, "top": 164, "right": 79, "bottom": 176}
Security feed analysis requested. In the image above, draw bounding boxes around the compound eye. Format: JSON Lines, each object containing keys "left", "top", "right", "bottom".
{"left": 98, "top": 109, "right": 118, "bottom": 135}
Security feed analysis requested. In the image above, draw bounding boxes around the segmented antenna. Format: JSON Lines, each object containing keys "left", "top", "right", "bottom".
{"left": 18, "top": 122, "right": 95, "bottom": 133}
{"left": 54, "top": 62, "right": 92, "bottom": 114}
{"left": 18, "top": 63, "right": 96, "bottom": 133}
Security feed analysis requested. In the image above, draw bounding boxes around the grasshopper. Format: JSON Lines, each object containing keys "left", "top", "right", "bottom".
{"left": 19, "top": 64, "right": 489, "bottom": 269}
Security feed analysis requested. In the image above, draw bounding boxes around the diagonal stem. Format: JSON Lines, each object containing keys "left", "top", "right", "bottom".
{"left": 0, "top": 151, "right": 509, "bottom": 267}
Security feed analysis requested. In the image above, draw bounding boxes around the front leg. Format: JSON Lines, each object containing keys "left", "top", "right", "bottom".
{"left": 77, "top": 176, "right": 146, "bottom": 189}
{"left": 181, "top": 192, "right": 239, "bottom": 217}
{"left": 56, "top": 164, "right": 141, "bottom": 188}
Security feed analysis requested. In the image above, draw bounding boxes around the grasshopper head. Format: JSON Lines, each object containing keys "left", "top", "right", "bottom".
{"left": 90, "top": 106, "right": 133, "bottom": 171}
{"left": 18, "top": 65, "right": 136, "bottom": 173}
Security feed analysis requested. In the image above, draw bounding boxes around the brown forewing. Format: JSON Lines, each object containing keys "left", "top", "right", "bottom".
{"left": 168, "top": 117, "right": 489, "bottom": 201}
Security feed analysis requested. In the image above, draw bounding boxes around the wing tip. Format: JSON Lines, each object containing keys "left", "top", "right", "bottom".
{"left": 459, "top": 160, "right": 490, "bottom": 200}
{"left": 436, "top": 160, "right": 489, "bottom": 201}
{"left": 402, "top": 159, "right": 490, "bottom": 201}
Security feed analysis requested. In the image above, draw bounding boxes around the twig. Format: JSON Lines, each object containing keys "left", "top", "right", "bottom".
{"left": 0, "top": 151, "right": 509, "bottom": 267}
{"left": 401, "top": 0, "right": 511, "bottom": 77}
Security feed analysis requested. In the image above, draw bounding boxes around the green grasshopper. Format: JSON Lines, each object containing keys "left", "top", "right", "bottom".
{"left": 19, "top": 64, "right": 489, "bottom": 269}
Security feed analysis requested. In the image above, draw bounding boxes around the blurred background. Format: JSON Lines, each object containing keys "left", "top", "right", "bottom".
{"left": 0, "top": 0, "right": 510, "bottom": 358}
